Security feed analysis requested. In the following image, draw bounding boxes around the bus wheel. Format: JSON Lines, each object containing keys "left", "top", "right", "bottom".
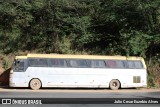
{"left": 29, "top": 79, "right": 41, "bottom": 90}
{"left": 109, "top": 79, "right": 120, "bottom": 90}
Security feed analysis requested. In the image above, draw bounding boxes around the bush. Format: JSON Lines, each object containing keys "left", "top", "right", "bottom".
{"left": 147, "top": 74, "right": 156, "bottom": 88}
{"left": 147, "top": 56, "right": 160, "bottom": 88}
{"left": 3, "top": 57, "right": 10, "bottom": 70}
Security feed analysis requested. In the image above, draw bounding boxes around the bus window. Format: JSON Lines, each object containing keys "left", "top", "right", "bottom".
{"left": 115, "top": 60, "right": 125, "bottom": 68}
{"left": 107, "top": 60, "right": 116, "bottom": 68}
{"left": 91, "top": 60, "right": 106, "bottom": 68}
{"left": 106, "top": 60, "right": 125, "bottom": 68}
{"left": 127, "top": 61, "right": 143, "bottom": 69}
{"left": 135, "top": 61, "right": 143, "bottom": 69}
{"left": 68, "top": 59, "right": 88, "bottom": 67}
{"left": 86, "top": 60, "right": 91, "bottom": 67}
{"left": 15, "top": 60, "right": 24, "bottom": 72}
{"left": 78, "top": 60, "right": 88, "bottom": 67}
{"left": 127, "top": 61, "right": 135, "bottom": 69}
{"left": 49, "top": 59, "right": 67, "bottom": 67}
{"left": 28, "top": 59, "right": 48, "bottom": 67}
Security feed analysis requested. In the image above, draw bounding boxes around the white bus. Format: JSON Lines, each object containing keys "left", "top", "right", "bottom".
{"left": 10, "top": 54, "right": 147, "bottom": 90}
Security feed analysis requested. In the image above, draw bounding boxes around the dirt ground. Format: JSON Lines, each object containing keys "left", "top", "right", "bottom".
{"left": 0, "top": 68, "right": 10, "bottom": 86}
{"left": 0, "top": 66, "right": 4, "bottom": 74}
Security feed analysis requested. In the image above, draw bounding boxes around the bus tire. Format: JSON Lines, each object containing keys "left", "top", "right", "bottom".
{"left": 109, "top": 79, "right": 120, "bottom": 90}
{"left": 29, "top": 79, "right": 41, "bottom": 90}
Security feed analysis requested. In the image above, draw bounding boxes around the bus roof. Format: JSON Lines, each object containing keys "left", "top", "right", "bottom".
{"left": 15, "top": 56, "right": 27, "bottom": 59}
{"left": 15, "top": 54, "right": 146, "bottom": 69}
{"left": 15, "top": 54, "right": 144, "bottom": 60}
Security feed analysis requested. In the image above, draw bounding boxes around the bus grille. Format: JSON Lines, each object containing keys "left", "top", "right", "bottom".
{"left": 133, "top": 76, "right": 141, "bottom": 83}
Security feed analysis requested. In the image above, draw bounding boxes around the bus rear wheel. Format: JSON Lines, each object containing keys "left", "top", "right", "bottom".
{"left": 109, "top": 79, "right": 120, "bottom": 90}
{"left": 29, "top": 79, "right": 41, "bottom": 90}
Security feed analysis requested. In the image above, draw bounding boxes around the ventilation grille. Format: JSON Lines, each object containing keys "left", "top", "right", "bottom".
{"left": 133, "top": 76, "right": 141, "bottom": 83}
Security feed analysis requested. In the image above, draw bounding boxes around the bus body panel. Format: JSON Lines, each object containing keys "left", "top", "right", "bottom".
{"left": 10, "top": 67, "right": 147, "bottom": 88}
{"left": 9, "top": 54, "right": 147, "bottom": 89}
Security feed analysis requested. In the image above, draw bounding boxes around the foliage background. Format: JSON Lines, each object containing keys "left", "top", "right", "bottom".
{"left": 0, "top": 0, "right": 160, "bottom": 87}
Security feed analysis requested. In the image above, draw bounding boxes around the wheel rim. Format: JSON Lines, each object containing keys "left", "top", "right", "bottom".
{"left": 32, "top": 81, "right": 39, "bottom": 87}
{"left": 112, "top": 82, "right": 117, "bottom": 87}
{"left": 30, "top": 79, "right": 41, "bottom": 89}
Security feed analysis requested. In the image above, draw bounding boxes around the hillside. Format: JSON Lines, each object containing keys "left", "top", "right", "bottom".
{"left": 0, "top": 0, "right": 160, "bottom": 87}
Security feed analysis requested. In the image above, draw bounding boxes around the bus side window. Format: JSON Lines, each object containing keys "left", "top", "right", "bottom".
{"left": 127, "top": 61, "right": 135, "bottom": 69}
{"left": 28, "top": 59, "right": 48, "bottom": 67}
{"left": 28, "top": 59, "right": 35, "bottom": 66}
{"left": 134, "top": 61, "right": 143, "bottom": 69}
{"left": 115, "top": 60, "right": 125, "bottom": 68}
{"left": 28, "top": 59, "right": 39, "bottom": 67}
{"left": 78, "top": 60, "right": 88, "bottom": 67}
{"left": 106, "top": 60, "right": 125, "bottom": 68}
{"left": 92, "top": 60, "right": 106, "bottom": 68}
{"left": 49, "top": 59, "right": 67, "bottom": 67}
{"left": 127, "top": 61, "right": 143, "bottom": 69}
{"left": 106, "top": 60, "right": 116, "bottom": 68}
{"left": 86, "top": 60, "right": 91, "bottom": 67}
{"left": 69, "top": 60, "right": 78, "bottom": 67}
{"left": 68, "top": 59, "right": 88, "bottom": 68}
{"left": 38, "top": 59, "right": 48, "bottom": 67}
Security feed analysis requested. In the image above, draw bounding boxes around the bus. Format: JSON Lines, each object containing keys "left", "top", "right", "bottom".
{"left": 9, "top": 54, "right": 147, "bottom": 90}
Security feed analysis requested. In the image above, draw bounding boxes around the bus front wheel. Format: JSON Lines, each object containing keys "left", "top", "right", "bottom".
{"left": 109, "top": 79, "right": 120, "bottom": 90}
{"left": 29, "top": 79, "right": 41, "bottom": 90}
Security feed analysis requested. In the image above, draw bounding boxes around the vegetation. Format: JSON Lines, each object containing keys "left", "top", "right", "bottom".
{"left": 0, "top": 0, "right": 160, "bottom": 87}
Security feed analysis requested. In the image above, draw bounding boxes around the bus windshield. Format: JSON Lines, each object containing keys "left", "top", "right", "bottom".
{"left": 13, "top": 59, "right": 24, "bottom": 72}
{"left": 13, "top": 60, "right": 19, "bottom": 69}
